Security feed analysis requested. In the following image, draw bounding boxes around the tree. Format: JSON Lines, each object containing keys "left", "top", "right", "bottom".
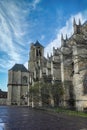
{"left": 29, "top": 81, "right": 64, "bottom": 107}
{"left": 50, "top": 82, "right": 64, "bottom": 106}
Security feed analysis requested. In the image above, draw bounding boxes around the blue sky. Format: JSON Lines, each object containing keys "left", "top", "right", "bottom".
{"left": 0, "top": 0, "right": 87, "bottom": 91}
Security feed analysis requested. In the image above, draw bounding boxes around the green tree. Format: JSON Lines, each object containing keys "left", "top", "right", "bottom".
{"left": 51, "top": 83, "right": 64, "bottom": 106}
{"left": 29, "top": 82, "right": 64, "bottom": 107}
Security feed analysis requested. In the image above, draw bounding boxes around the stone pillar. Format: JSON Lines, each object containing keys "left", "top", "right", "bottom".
{"left": 51, "top": 61, "right": 53, "bottom": 76}
{"left": 18, "top": 71, "right": 21, "bottom": 84}
{"left": 27, "top": 83, "right": 30, "bottom": 106}
{"left": 60, "top": 53, "right": 66, "bottom": 107}
{"left": 34, "top": 69, "right": 36, "bottom": 79}
{"left": 7, "top": 70, "right": 13, "bottom": 105}
{"left": 46, "top": 67, "right": 48, "bottom": 76}
{"left": 72, "top": 45, "right": 86, "bottom": 111}
{"left": 7, "top": 85, "right": 12, "bottom": 105}
{"left": 17, "top": 85, "right": 21, "bottom": 106}
{"left": 38, "top": 82, "right": 42, "bottom": 107}
{"left": 49, "top": 91, "right": 54, "bottom": 107}
{"left": 40, "top": 69, "right": 42, "bottom": 78}
{"left": 32, "top": 94, "right": 35, "bottom": 108}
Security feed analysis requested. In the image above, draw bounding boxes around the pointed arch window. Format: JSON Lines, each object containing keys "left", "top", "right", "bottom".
{"left": 36, "top": 48, "right": 42, "bottom": 57}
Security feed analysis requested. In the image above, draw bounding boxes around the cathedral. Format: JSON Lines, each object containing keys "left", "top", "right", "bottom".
{"left": 7, "top": 18, "right": 87, "bottom": 111}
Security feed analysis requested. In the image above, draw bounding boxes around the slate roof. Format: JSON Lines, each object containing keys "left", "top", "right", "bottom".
{"left": 9, "top": 64, "right": 28, "bottom": 72}
{"left": 34, "top": 40, "right": 44, "bottom": 48}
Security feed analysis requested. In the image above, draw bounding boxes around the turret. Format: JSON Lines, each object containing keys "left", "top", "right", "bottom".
{"left": 73, "top": 18, "right": 77, "bottom": 34}
{"left": 61, "top": 34, "right": 66, "bottom": 47}
{"left": 66, "top": 34, "right": 68, "bottom": 40}
{"left": 61, "top": 33, "right": 64, "bottom": 46}
{"left": 47, "top": 53, "right": 49, "bottom": 59}
{"left": 73, "top": 18, "right": 81, "bottom": 34}
{"left": 79, "top": 19, "right": 81, "bottom": 26}
{"left": 73, "top": 18, "right": 76, "bottom": 26}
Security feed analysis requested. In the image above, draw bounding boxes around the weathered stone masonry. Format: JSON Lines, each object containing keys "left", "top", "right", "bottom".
{"left": 8, "top": 19, "right": 87, "bottom": 111}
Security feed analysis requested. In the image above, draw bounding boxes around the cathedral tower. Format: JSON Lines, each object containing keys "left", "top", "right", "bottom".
{"left": 28, "top": 41, "right": 44, "bottom": 81}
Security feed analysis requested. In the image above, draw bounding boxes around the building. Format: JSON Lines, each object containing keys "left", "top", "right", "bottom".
{"left": 8, "top": 19, "right": 87, "bottom": 111}
{"left": 0, "top": 89, "right": 7, "bottom": 105}
{"left": 7, "top": 64, "right": 29, "bottom": 105}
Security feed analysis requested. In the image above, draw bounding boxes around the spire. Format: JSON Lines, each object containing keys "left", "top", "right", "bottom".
{"left": 73, "top": 18, "right": 76, "bottom": 26}
{"left": 61, "top": 33, "right": 64, "bottom": 40}
{"left": 61, "top": 33, "right": 64, "bottom": 46}
{"left": 34, "top": 40, "right": 44, "bottom": 48}
{"left": 79, "top": 19, "right": 81, "bottom": 26}
{"left": 66, "top": 34, "right": 68, "bottom": 40}
{"left": 47, "top": 53, "right": 49, "bottom": 58}
{"left": 53, "top": 47, "right": 55, "bottom": 51}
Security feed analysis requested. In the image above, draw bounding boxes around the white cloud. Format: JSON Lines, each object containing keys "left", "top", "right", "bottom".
{"left": 24, "top": 62, "right": 28, "bottom": 69}
{"left": 44, "top": 12, "right": 87, "bottom": 57}
{"left": 41, "top": 35, "right": 45, "bottom": 40}
{"left": 32, "top": 0, "right": 41, "bottom": 9}
{"left": 0, "top": 0, "right": 42, "bottom": 73}
{"left": 0, "top": 1, "right": 32, "bottom": 72}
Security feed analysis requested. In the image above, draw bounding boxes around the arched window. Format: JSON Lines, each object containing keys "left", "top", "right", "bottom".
{"left": 36, "top": 49, "right": 38, "bottom": 56}
{"left": 23, "top": 76, "right": 27, "bottom": 84}
{"left": 39, "top": 50, "right": 41, "bottom": 56}
{"left": 83, "top": 75, "right": 87, "bottom": 94}
{"left": 36, "top": 48, "right": 42, "bottom": 57}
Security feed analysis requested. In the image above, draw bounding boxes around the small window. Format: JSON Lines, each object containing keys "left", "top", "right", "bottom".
{"left": 23, "top": 76, "right": 27, "bottom": 84}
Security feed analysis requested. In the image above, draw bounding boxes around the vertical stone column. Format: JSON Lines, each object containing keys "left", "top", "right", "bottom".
{"left": 51, "top": 61, "right": 53, "bottom": 76}
{"left": 18, "top": 71, "right": 21, "bottom": 84}
{"left": 7, "top": 70, "right": 13, "bottom": 105}
{"left": 27, "top": 81, "right": 30, "bottom": 106}
{"left": 38, "top": 81, "right": 42, "bottom": 107}
{"left": 49, "top": 90, "right": 54, "bottom": 107}
{"left": 40, "top": 69, "right": 42, "bottom": 78}
{"left": 34, "top": 69, "right": 36, "bottom": 79}
{"left": 31, "top": 81, "right": 34, "bottom": 108}
{"left": 7, "top": 85, "right": 12, "bottom": 105}
{"left": 60, "top": 53, "right": 66, "bottom": 107}
{"left": 51, "top": 60, "right": 54, "bottom": 84}
{"left": 32, "top": 93, "right": 34, "bottom": 108}
{"left": 17, "top": 85, "right": 21, "bottom": 106}
{"left": 73, "top": 45, "right": 83, "bottom": 111}
{"left": 46, "top": 66, "right": 48, "bottom": 76}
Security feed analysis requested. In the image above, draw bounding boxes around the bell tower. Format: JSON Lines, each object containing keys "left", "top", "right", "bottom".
{"left": 28, "top": 41, "right": 44, "bottom": 81}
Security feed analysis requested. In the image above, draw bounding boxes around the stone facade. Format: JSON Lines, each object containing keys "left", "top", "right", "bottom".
{"left": 28, "top": 19, "right": 87, "bottom": 111}
{"left": 8, "top": 19, "right": 87, "bottom": 111}
{"left": 7, "top": 64, "right": 29, "bottom": 105}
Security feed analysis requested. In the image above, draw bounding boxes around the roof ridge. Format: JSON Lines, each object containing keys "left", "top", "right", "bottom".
{"left": 9, "top": 64, "right": 28, "bottom": 72}
{"left": 34, "top": 40, "right": 44, "bottom": 48}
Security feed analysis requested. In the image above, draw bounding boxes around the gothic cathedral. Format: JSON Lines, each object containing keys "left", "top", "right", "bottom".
{"left": 7, "top": 19, "right": 87, "bottom": 111}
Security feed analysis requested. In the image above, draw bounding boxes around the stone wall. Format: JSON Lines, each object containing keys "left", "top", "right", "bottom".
{"left": 0, "top": 98, "right": 7, "bottom": 105}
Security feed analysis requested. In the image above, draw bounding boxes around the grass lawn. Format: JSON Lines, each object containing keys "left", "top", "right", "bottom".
{"left": 51, "top": 107, "right": 87, "bottom": 117}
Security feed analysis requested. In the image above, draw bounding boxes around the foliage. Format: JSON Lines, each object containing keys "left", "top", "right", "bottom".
{"left": 29, "top": 81, "right": 64, "bottom": 106}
